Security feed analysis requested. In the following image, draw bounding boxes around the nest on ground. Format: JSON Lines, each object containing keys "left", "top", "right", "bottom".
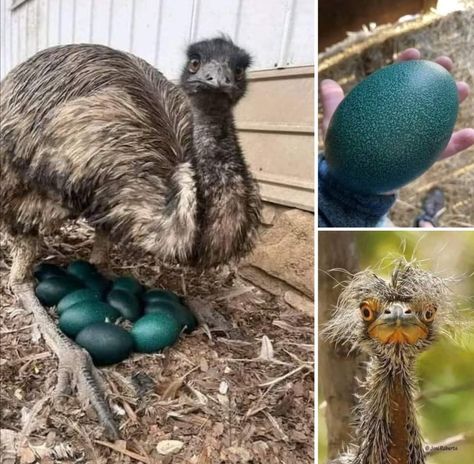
{"left": 0, "top": 223, "right": 314, "bottom": 464}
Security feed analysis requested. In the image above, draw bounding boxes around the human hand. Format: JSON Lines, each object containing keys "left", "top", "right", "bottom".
{"left": 320, "top": 48, "right": 474, "bottom": 161}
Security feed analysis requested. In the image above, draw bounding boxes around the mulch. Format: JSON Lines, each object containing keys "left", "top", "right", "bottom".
{"left": 0, "top": 223, "right": 314, "bottom": 464}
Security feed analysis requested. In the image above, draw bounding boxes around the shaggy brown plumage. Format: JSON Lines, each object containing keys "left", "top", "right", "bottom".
{"left": 0, "top": 37, "right": 261, "bottom": 276}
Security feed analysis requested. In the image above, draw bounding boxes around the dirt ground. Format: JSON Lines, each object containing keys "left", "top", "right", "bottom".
{"left": 0, "top": 223, "right": 314, "bottom": 464}
{"left": 390, "top": 147, "right": 474, "bottom": 227}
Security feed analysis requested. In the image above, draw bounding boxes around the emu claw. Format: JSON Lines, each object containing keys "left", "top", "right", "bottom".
{"left": 13, "top": 282, "right": 120, "bottom": 440}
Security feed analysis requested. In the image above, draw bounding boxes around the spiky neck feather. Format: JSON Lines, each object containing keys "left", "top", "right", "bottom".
{"left": 347, "top": 351, "right": 424, "bottom": 464}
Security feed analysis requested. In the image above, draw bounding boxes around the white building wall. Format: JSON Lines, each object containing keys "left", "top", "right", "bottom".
{"left": 1, "top": 0, "right": 314, "bottom": 79}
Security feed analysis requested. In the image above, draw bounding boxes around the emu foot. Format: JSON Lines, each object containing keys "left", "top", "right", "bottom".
{"left": 13, "top": 282, "right": 120, "bottom": 440}
{"left": 185, "top": 296, "right": 236, "bottom": 335}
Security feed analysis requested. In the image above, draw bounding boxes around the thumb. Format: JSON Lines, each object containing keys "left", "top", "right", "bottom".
{"left": 321, "top": 79, "right": 345, "bottom": 136}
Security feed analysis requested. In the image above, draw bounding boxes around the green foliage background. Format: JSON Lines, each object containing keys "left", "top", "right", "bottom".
{"left": 318, "top": 231, "right": 474, "bottom": 463}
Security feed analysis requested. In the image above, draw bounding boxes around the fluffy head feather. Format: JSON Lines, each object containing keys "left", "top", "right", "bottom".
{"left": 323, "top": 259, "right": 459, "bottom": 362}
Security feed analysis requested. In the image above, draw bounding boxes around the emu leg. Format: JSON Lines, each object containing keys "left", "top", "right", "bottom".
{"left": 90, "top": 230, "right": 111, "bottom": 267}
{"left": 11, "top": 238, "right": 119, "bottom": 440}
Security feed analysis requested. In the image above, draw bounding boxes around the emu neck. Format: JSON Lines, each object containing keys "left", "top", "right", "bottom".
{"left": 189, "top": 97, "right": 240, "bottom": 165}
{"left": 354, "top": 354, "right": 424, "bottom": 464}
{"left": 389, "top": 379, "right": 410, "bottom": 464}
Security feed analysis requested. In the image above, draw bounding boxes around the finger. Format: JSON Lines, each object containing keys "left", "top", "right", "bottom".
{"left": 456, "top": 81, "right": 470, "bottom": 103}
{"left": 395, "top": 48, "right": 421, "bottom": 62}
{"left": 321, "top": 79, "right": 345, "bottom": 135}
{"left": 439, "top": 128, "right": 474, "bottom": 160}
{"left": 434, "top": 55, "right": 453, "bottom": 72}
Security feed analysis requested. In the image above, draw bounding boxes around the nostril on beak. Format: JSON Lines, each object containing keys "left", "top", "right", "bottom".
{"left": 205, "top": 74, "right": 213, "bottom": 81}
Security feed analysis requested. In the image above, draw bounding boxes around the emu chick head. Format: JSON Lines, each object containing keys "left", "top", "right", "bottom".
{"left": 324, "top": 261, "right": 457, "bottom": 362}
{"left": 180, "top": 36, "right": 251, "bottom": 106}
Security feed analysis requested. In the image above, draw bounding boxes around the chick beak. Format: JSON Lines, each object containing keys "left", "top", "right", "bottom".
{"left": 368, "top": 303, "right": 428, "bottom": 345}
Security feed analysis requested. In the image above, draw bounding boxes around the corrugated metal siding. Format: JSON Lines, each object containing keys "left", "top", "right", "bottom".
{"left": 1, "top": 0, "right": 314, "bottom": 79}
{"left": 0, "top": 0, "right": 314, "bottom": 210}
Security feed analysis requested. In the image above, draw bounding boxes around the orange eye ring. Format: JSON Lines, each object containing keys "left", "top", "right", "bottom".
{"left": 360, "top": 302, "right": 374, "bottom": 321}
{"left": 188, "top": 58, "right": 201, "bottom": 73}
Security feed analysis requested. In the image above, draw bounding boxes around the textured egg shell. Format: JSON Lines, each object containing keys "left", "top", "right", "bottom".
{"left": 131, "top": 313, "right": 181, "bottom": 353}
{"left": 112, "top": 276, "right": 144, "bottom": 295}
{"left": 83, "top": 274, "right": 112, "bottom": 297}
{"left": 325, "top": 60, "right": 459, "bottom": 194}
{"left": 57, "top": 288, "right": 101, "bottom": 315}
{"left": 33, "top": 263, "right": 67, "bottom": 281}
{"left": 66, "top": 260, "right": 98, "bottom": 281}
{"left": 106, "top": 289, "right": 142, "bottom": 321}
{"left": 59, "top": 301, "right": 118, "bottom": 338}
{"left": 142, "top": 289, "right": 181, "bottom": 305}
{"left": 76, "top": 322, "right": 134, "bottom": 366}
{"left": 35, "top": 276, "right": 85, "bottom": 306}
{"left": 145, "top": 300, "right": 198, "bottom": 333}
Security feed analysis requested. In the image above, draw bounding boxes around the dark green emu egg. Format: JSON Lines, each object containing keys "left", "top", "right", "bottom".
{"left": 145, "top": 300, "right": 198, "bottom": 333}
{"left": 83, "top": 274, "right": 112, "bottom": 297}
{"left": 131, "top": 313, "right": 181, "bottom": 353}
{"left": 142, "top": 289, "right": 181, "bottom": 305}
{"left": 35, "top": 276, "right": 84, "bottom": 306}
{"left": 33, "top": 263, "right": 66, "bottom": 281}
{"left": 325, "top": 60, "right": 459, "bottom": 194}
{"left": 59, "top": 301, "right": 120, "bottom": 337}
{"left": 112, "top": 276, "right": 144, "bottom": 295}
{"left": 66, "top": 260, "right": 98, "bottom": 281}
{"left": 107, "top": 289, "right": 142, "bottom": 321}
{"left": 57, "top": 288, "right": 101, "bottom": 315}
{"left": 76, "top": 322, "right": 134, "bottom": 366}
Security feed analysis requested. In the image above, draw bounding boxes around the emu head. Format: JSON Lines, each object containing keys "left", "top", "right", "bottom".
{"left": 180, "top": 36, "right": 252, "bottom": 105}
{"left": 324, "top": 260, "right": 457, "bottom": 362}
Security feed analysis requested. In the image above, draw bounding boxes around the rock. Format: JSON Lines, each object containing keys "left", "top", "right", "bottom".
{"left": 241, "top": 208, "right": 314, "bottom": 302}
{"left": 156, "top": 440, "right": 184, "bottom": 455}
{"left": 284, "top": 290, "right": 314, "bottom": 317}
{"left": 260, "top": 204, "right": 277, "bottom": 225}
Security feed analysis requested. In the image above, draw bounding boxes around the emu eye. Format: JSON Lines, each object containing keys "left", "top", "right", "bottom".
{"left": 360, "top": 302, "right": 375, "bottom": 322}
{"left": 423, "top": 306, "right": 437, "bottom": 322}
{"left": 235, "top": 66, "right": 244, "bottom": 80}
{"left": 188, "top": 58, "right": 201, "bottom": 73}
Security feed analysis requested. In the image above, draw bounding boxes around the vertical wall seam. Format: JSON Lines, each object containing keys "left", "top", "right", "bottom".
{"left": 277, "top": 0, "right": 295, "bottom": 68}
{"left": 129, "top": 0, "right": 135, "bottom": 52}
{"left": 9, "top": 1, "right": 14, "bottom": 68}
{"left": 45, "top": 0, "right": 50, "bottom": 47}
{"left": 154, "top": 0, "right": 162, "bottom": 67}
{"left": 71, "top": 0, "right": 76, "bottom": 41}
{"left": 189, "top": 0, "right": 200, "bottom": 42}
{"left": 57, "top": 0, "right": 62, "bottom": 43}
{"left": 35, "top": 0, "right": 39, "bottom": 53}
{"left": 24, "top": 3, "right": 28, "bottom": 60}
{"left": 234, "top": 0, "right": 242, "bottom": 42}
{"left": 88, "top": 0, "right": 93, "bottom": 42}
{"left": 107, "top": 0, "right": 113, "bottom": 46}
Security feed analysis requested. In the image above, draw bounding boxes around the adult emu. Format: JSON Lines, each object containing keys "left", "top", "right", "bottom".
{"left": 0, "top": 37, "right": 261, "bottom": 438}
{"left": 324, "top": 260, "right": 459, "bottom": 464}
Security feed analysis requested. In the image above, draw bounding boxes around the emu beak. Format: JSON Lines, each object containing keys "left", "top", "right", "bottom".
{"left": 198, "top": 61, "right": 233, "bottom": 90}
{"left": 368, "top": 303, "right": 428, "bottom": 344}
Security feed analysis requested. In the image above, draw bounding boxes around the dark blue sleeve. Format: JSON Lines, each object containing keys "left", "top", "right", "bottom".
{"left": 318, "top": 157, "right": 396, "bottom": 227}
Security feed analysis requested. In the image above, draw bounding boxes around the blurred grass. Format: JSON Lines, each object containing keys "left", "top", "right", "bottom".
{"left": 318, "top": 231, "right": 474, "bottom": 464}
